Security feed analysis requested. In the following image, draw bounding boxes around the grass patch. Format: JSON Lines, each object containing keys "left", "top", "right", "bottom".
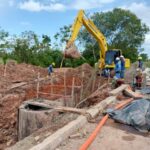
{"left": 0, "top": 57, "right": 3, "bottom": 64}
{"left": 144, "top": 61, "right": 150, "bottom": 68}
{"left": 0, "top": 57, "right": 17, "bottom": 64}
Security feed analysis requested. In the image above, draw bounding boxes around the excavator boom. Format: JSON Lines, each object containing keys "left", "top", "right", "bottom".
{"left": 64, "top": 10, "right": 130, "bottom": 70}
{"left": 65, "top": 10, "right": 108, "bottom": 68}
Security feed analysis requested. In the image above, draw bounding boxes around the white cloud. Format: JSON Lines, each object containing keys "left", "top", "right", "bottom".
{"left": 70, "top": 0, "right": 114, "bottom": 10}
{"left": 121, "top": 2, "right": 150, "bottom": 26}
{"left": 120, "top": 2, "right": 150, "bottom": 56}
{"left": 19, "top": 0, "right": 66, "bottom": 12}
{"left": 19, "top": 0, "right": 115, "bottom": 12}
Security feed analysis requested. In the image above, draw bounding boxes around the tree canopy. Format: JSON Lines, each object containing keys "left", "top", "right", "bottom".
{"left": 0, "top": 8, "right": 149, "bottom": 67}
{"left": 79, "top": 8, "right": 149, "bottom": 63}
{"left": 56, "top": 8, "right": 149, "bottom": 64}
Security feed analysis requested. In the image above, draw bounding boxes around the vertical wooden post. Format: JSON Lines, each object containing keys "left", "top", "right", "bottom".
{"left": 64, "top": 71, "right": 67, "bottom": 106}
{"left": 36, "top": 72, "right": 40, "bottom": 99}
{"left": 51, "top": 75, "right": 53, "bottom": 95}
{"left": 92, "top": 71, "right": 96, "bottom": 92}
{"left": 80, "top": 71, "right": 84, "bottom": 101}
{"left": 71, "top": 77, "right": 75, "bottom": 107}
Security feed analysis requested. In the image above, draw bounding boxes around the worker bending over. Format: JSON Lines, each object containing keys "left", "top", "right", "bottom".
{"left": 135, "top": 68, "right": 143, "bottom": 89}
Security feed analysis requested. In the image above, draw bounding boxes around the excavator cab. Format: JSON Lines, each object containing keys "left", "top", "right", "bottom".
{"left": 103, "top": 49, "right": 130, "bottom": 77}
{"left": 105, "top": 50, "right": 121, "bottom": 68}
{"left": 105, "top": 49, "right": 130, "bottom": 69}
{"left": 101, "top": 49, "right": 121, "bottom": 77}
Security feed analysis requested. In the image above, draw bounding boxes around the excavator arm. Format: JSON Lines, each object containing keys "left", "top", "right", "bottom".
{"left": 66, "top": 10, "right": 108, "bottom": 69}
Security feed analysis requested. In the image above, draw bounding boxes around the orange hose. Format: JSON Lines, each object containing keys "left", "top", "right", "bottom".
{"left": 79, "top": 98, "right": 133, "bottom": 150}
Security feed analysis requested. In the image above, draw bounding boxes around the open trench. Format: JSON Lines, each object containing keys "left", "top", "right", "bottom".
{"left": 0, "top": 63, "right": 110, "bottom": 150}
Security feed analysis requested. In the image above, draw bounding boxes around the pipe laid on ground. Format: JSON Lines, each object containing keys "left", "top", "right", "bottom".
{"left": 79, "top": 98, "right": 133, "bottom": 150}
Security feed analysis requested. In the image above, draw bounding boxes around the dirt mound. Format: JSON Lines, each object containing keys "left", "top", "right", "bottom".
{"left": 0, "top": 63, "right": 48, "bottom": 93}
{"left": 0, "top": 63, "right": 49, "bottom": 149}
{"left": 76, "top": 63, "right": 93, "bottom": 71}
{"left": 0, "top": 63, "right": 47, "bottom": 81}
{"left": 0, "top": 63, "right": 109, "bottom": 149}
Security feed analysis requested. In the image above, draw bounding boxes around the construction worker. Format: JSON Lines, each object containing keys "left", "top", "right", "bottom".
{"left": 104, "top": 65, "right": 110, "bottom": 77}
{"left": 138, "top": 56, "right": 143, "bottom": 70}
{"left": 120, "top": 55, "right": 125, "bottom": 78}
{"left": 48, "top": 62, "right": 55, "bottom": 76}
{"left": 114, "top": 57, "right": 121, "bottom": 79}
{"left": 135, "top": 68, "right": 143, "bottom": 89}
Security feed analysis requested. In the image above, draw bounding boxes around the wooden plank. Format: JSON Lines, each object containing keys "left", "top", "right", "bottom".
{"left": 64, "top": 71, "right": 66, "bottom": 106}
{"left": 38, "top": 92, "right": 71, "bottom": 98}
{"left": 7, "top": 82, "right": 27, "bottom": 90}
{"left": 36, "top": 73, "right": 40, "bottom": 99}
{"left": 124, "top": 88, "right": 143, "bottom": 99}
{"left": 109, "top": 84, "right": 129, "bottom": 96}
{"left": 71, "top": 77, "right": 75, "bottom": 107}
{"left": 7, "top": 95, "right": 116, "bottom": 150}
{"left": 28, "top": 96, "right": 116, "bottom": 150}
{"left": 76, "top": 83, "right": 107, "bottom": 108}
{"left": 54, "top": 106, "right": 86, "bottom": 115}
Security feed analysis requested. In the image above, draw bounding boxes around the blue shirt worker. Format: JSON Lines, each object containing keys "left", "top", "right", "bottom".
{"left": 115, "top": 57, "right": 121, "bottom": 79}
{"left": 120, "top": 55, "right": 125, "bottom": 78}
{"left": 48, "top": 62, "right": 55, "bottom": 76}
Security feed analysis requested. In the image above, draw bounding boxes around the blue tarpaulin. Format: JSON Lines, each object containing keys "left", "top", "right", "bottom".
{"left": 107, "top": 99, "right": 150, "bottom": 132}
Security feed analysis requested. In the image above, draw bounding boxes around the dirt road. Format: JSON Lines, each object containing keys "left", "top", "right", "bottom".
{"left": 58, "top": 119, "right": 150, "bottom": 150}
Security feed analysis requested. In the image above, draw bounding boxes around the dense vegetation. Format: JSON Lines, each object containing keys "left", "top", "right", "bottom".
{"left": 0, "top": 8, "right": 149, "bottom": 67}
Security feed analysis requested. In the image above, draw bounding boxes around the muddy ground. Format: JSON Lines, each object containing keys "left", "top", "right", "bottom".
{"left": 0, "top": 62, "right": 109, "bottom": 150}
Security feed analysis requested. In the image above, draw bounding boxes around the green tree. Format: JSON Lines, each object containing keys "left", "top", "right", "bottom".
{"left": 0, "top": 27, "right": 10, "bottom": 64}
{"left": 11, "top": 31, "right": 53, "bottom": 66}
{"left": 140, "top": 53, "right": 148, "bottom": 61}
{"left": 79, "top": 8, "right": 149, "bottom": 63}
{"left": 54, "top": 25, "right": 72, "bottom": 48}
{"left": 11, "top": 31, "right": 38, "bottom": 64}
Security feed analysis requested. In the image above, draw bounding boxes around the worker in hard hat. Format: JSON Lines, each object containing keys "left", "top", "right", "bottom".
{"left": 52, "top": 62, "right": 55, "bottom": 66}
{"left": 138, "top": 56, "right": 143, "bottom": 70}
{"left": 120, "top": 55, "right": 125, "bottom": 78}
{"left": 48, "top": 62, "right": 55, "bottom": 76}
{"left": 112, "top": 57, "right": 123, "bottom": 88}
{"left": 104, "top": 65, "right": 110, "bottom": 77}
{"left": 114, "top": 57, "right": 121, "bottom": 79}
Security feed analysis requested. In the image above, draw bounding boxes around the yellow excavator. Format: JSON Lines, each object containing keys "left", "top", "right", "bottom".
{"left": 64, "top": 10, "right": 130, "bottom": 72}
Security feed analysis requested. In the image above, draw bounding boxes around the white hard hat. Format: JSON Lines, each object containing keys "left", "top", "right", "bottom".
{"left": 120, "top": 55, "right": 124, "bottom": 58}
{"left": 138, "top": 56, "right": 142, "bottom": 60}
{"left": 116, "top": 57, "right": 120, "bottom": 60}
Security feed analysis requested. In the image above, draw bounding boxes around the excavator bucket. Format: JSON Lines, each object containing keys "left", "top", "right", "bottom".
{"left": 64, "top": 44, "right": 81, "bottom": 59}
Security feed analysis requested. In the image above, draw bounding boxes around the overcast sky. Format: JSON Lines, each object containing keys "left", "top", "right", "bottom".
{"left": 0, "top": 0, "right": 150, "bottom": 56}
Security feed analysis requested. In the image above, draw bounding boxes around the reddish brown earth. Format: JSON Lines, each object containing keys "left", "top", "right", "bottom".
{"left": 0, "top": 62, "right": 109, "bottom": 150}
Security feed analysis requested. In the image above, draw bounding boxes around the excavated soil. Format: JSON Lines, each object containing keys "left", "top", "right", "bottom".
{"left": 125, "top": 62, "right": 138, "bottom": 84}
{"left": 0, "top": 62, "right": 109, "bottom": 150}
